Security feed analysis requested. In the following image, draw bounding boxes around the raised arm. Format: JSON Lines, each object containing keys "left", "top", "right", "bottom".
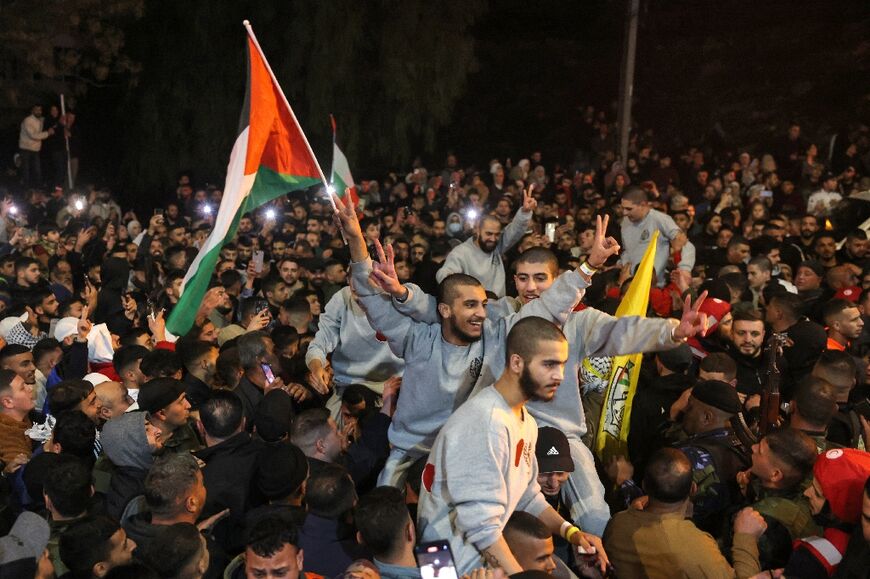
{"left": 518, "top": 214, "right": 621, "bottom": 326}
{"left": 333, "top": 193, "right": 418, "bottom": 357}
{"left": 497, "top": 187, "right": 536, "bottom": 254}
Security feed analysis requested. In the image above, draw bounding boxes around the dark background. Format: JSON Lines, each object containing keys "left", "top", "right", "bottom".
{"left": 1, "top": 0, "right": 867, "bottom": 204}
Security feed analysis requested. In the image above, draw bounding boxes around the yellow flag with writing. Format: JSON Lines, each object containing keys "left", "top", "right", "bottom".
{"left": 595, "top": 231, "right": 658, "bottom": 462}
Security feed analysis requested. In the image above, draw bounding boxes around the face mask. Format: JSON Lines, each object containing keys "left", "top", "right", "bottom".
{"left": 447, "top": 222, "right": 462, "bottom": 235}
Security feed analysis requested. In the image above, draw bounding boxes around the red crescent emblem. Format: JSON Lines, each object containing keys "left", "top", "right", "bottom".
{"left": 422, "top": 463, "right": 435, "bottom": 492}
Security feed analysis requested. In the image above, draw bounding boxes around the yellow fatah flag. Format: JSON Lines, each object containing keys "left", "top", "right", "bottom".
{"left": 595, "top": 231, "right": 658, "bottom": 462}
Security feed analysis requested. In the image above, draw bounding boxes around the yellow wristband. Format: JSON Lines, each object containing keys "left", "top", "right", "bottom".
{"left": 565, "top": 526, "right": 581, "bottom": 542}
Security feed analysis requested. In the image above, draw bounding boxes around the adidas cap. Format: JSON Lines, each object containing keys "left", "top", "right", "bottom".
{"left": 535, "top": 426, "right": 574, "bottom": 473}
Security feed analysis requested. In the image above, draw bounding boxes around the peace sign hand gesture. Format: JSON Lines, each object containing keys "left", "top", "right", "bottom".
{"left": 586, "top": 214, "right": 620, "bottom": 269}
{"left": 674, "top": 290, "right": 709, "bottom": 341}
{"left": 521, "top": 186, "right": 537, "bottom": 213}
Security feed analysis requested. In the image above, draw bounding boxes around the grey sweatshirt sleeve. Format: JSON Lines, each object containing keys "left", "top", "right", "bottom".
{"left": 678, "top": 240, "right": 696, "bottom": 272}
{"left": 305, "top": 289, "right": 345, "bottom": 366}
{"left": 514, "top": 270, "right": 588, "bottom": 327}
{"left": 350, "top": 258, "right": 416, "bottom": 357}
{"left": 571, "top": 308, "right": 681, "bottom": 357}
{"left": 446, "top": 421, "right": 512, "bottom": 551}
{"left": 515, "top": 454, "right": 551, "bottom": 518}
{"left": 498, "top": 209, "right": 533, "bottom": 255}
{"left": 435, "top": 243, "right": 466, "bottom": 284}
{"left": 393, "top": 286, "right": 518, "bottom": 324}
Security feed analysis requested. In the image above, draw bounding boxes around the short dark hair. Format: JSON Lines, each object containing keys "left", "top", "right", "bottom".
{"left": 504, "top": 511, "right": 551, "bottom": 541}
{"left": 436, "top": 273, "right": 483, "bottom": 306}
{"left": 44, "top": 455, "right": 92, "bottom": 518}
{"left": 813, "top": 350, "right": 857, "bottom": 394}
{"left": 764, "top": 428, "right": 818, "bottom": 489}
{"left": 14, "top": 256, "right": 39, "bottom": 273}
{"left": 643, "top": 448, "right": 694, "bottom": 503}
{"left": 306, "top": 463, "right": 357, "bottom": 519}
{"left": 506, "top": 317, "right": 566, "bottom": 365}
{"left": 0, "top": 344, "right": 30, "bottom": 366}
{"left": 289, "top": 408, "right": 332, "bottom": 453}
{"left": 699, "top": 353, "right": 737, "bottom": 382}
{"left": 145, "top": 454, "right": 201, "bottom": 517}
{"left": 199, "top": 390, "right": 244, "bottom": 438}
{"left": 138, "top": 523, "right": 204, "bottom": 578}
{"left": 271, "top": 326, "right": 300, "bottom": 352}
{"left": 245, "top": 516, "right": 299, "bottom": 558}
{"left": 118, "top": 328, "right": 151, "bottom": 348}
{"left": 823, "top": 298, "right": 857, "bottom": 326}
{"left": 0, "top": 368, "right": 16, "bottom": 398}
{"left": 178, "top": 339, "right": 215, "bottom": 373}
{"left": 732, "top": 309, "right": 763, "bottom": 324}
{"left": 354, "top": 486, "right": 411, "bottom": 558}
{"left": 59, "top": 515, "right": 122, "bottom": 579}
{"left": 747, "top": 256, "right": 772, "bottom": 272}
{"left": 48, "top": 379, "right": 92, "bottom": 416}
{"left": 113, "top": 345, "right": 149, "bottom": 375}
{"left": 793, "top": 376, "right": 838, "bottom": 428}
{"left": 32, "top": 338, "right": 62, "bottom": 366}
{"left": 53, "top": 411, "right": 97, "bottom": 466}
{"left": 621, "top": 186, "right": 648, "bottom": 204}
{"left": 768, "top": 293, "right": 805, "bottom": 321}
{"left": 514, "top": 248, "right": 559, "bottom": 277}
{"left": 216, "top": 347, "right": 242, "bottom": 386}
{"left": 140, "top": 348, "right": 182, "bottom": 378}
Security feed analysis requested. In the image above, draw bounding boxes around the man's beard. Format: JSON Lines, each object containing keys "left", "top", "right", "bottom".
{"left": 216, "top": 304, "right": 232, "bottom": 315}
{"left": 519, "top": 365, "right": 558, "bottom": 402}
{"left": 479, "top": 239, "right": 497, "bottom": 253}
{"left": 448, "top": 316, "right": 482, "bottom": 344}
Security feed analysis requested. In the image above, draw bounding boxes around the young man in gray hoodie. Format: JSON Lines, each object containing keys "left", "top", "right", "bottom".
{"left": 416, "top": 317, "right": 610, "bottom": 575}
{"left": 332, "top": 194, "right": 620, "bottom": 489}
{"left": 369, "top": 245, "right": 709, "bottom": 535}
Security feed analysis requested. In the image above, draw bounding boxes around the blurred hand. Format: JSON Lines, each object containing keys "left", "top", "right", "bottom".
{"left": 246, "top": 309, "right": 271, "bottom": 332}
{"left": 77, "top": 305, "right": 92, "bottom": 339}
{"left": 673, "top": 291, "right": 709, "bottom": 340}
{"left": 196, "top": 508, "right": 230, "bottom": 532}
{"left": 307, "top": 360, "right": 332, "bottom": 395}
{"left": 285, "top": 382, "right": 311, "bottom": 403}
{"left": 733, "top": 507, "right": 767, "bottom": 538}
{"left": 3, "top": 453, "right": 28, "bottom": 474}
{"left": 148, "top": 309, "right": 166, "bottom": 343}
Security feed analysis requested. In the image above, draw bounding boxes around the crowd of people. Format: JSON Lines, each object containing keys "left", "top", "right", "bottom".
{"left": 0, "top": 104, "right": 868, "bottom": 579}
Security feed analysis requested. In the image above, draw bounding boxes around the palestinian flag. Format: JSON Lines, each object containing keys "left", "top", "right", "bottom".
{"left": 329, "top": 115, "right": 359, "bottom": 206}
{"left": 167, "top": 21, "right": 325, "bottom": 336}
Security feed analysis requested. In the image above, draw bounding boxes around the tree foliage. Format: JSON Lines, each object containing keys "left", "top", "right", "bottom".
{"left": 118, "top": 0, "right": 487, "bottom": 195}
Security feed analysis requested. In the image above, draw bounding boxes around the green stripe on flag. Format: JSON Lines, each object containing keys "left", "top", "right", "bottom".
{"left": 166, "top": 166, "right": 320, "bottom": 336}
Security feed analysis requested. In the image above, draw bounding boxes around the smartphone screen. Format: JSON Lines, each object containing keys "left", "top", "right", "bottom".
{"left": 415, "top": 541, "right": 458, "bottom": 579}
{"left": 261, "top": 363, "right": 276, "bottom": 385}
{"left": 545, "top": 222, "right": 557, "bottom": 243}
{"left": 252, "top": 250, "right": 265, "bottom": 273}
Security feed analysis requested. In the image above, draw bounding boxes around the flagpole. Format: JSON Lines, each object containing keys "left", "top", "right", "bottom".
{"left": 59, "top": 94, "right": 74, "bottom": 190}
{"left": 242, "top": 20, "right": 334, "bottom": 210}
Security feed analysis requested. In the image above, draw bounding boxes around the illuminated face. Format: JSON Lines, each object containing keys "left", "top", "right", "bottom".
{"left": 477, "top": 219, "right": 502, "bottom": 253}
{"left": 619, "top": 200, "right": 648, "bottom": 223}
{"left": 833, "top": 307, "right": 865, "bottom": 340}
{"left": 440, "top": 285, "right": 487, "bottom": 343}
{"left": 517, "top": 339, "right": 569, "bottom": 402}
{"left": 731, "top": 320, "right": 764, "bottom": 357}
{"left": 795, "top": 266, "right": 822, "bottom": 292}
{"left": 244, "top": 543, "right": 303, "bottom": 579}
{"left": 746, "top": 264, "right": 770, "bottom": 290}
{"left": 514, "top": 262, "right": 555, "bottom": 304}
{"left": 279, "top": 261, "right": 300, "bottom": 285}
{"left": 537, "top": 471, "right": 569, "bottom": 497}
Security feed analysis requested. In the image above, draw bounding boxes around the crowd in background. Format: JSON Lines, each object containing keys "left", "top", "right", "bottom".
{"left": 0, "top": 104, "right": 867, "bottom": 578}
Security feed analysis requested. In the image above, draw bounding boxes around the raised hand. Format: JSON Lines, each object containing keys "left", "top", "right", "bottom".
{"left": 332, "top": 191, "right": 362, "bottom": 239}
{"left": 77, "top": 305, "right": 92, "bottom": 340}
{"left": 369, "top": 240, "right": 406, "bottom": 298}
{"left": 307, "top": 359, "right": 332, "bottom": 395}
{"left": 586, "top": 214, "right": 620, "bottom": 269}
{"left": 148, "top": 308, "right": 167, "bottom": 343}
{"left": 674, "top": 290, "right": 709, "bottom": 340}
{"left": 522, "top": 186, "right": 537, "bottom": 213}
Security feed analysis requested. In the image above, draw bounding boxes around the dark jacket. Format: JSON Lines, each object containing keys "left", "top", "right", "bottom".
{"left": 195, "top": 432, "right": 264, "bottom": 554}
{"left": 123, "top": 498, "right": 228, "bottom": 579}
{"left": 298, "top": 513, "right": 370, "bottom": 578}
{"left": 235, "top": 376, "right": 264, "bottom": 433}
{"left": 182, "top": 373, "right": 212, "bottom": 411}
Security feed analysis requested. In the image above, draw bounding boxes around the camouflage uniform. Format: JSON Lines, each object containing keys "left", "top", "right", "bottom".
{"left": 749, "top": 479, "right": 820, "bottom": 568}
{"left": 677, "top": 427, "right": 750, "bottom": 534}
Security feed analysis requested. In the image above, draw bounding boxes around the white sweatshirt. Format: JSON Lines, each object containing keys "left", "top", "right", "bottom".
{"left": 306, "top": 286, "right": 404, "bottom": 391}
{"left": 417, "top": 386, "right": 550, "bottom": 574}
{"left": 435, "top": 210, "right": 531, "bottom": 297}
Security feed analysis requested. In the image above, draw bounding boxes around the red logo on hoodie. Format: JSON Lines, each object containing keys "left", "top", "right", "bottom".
{"left": 375, "top": 332, "right": 388, "bottom": 342}
{"left": 515, "top": 439, "right": 525, "bottom": 467}
{"left": 422, "top": 463, "right": 435, "bottom": 492}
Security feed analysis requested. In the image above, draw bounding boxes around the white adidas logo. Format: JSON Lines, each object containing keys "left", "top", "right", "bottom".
{"left": 546, "top": 446, "right": 559, "bottom": 456}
